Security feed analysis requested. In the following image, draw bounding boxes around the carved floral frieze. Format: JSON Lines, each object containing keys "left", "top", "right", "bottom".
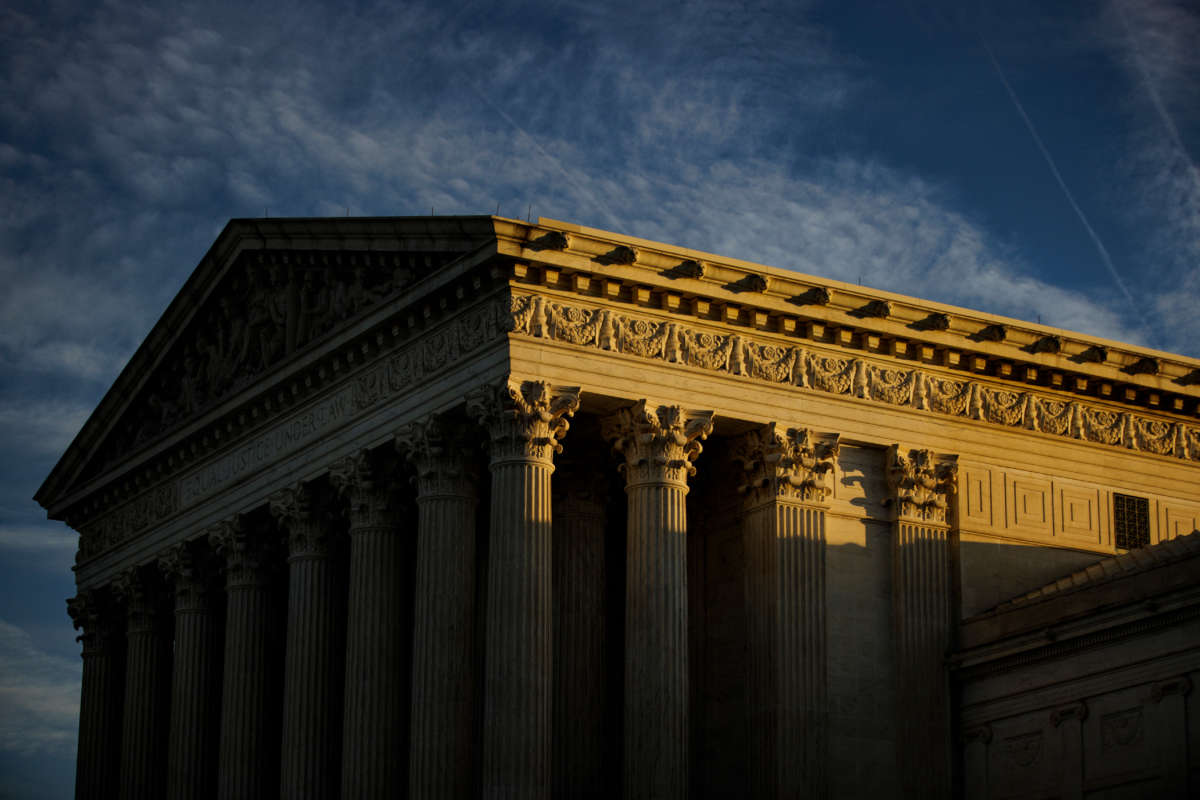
{"left": 511, "top": 295, "right": 1200, "bottom": 464}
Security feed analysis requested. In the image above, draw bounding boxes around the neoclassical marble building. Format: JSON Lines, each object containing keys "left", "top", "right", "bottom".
{"left": 37, "top": 216, "right": 1200, "bottom": 799}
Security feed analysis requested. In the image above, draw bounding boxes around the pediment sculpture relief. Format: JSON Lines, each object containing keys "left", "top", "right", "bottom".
{"left": 87, "top": 250, "right": 451, "bottom": 476}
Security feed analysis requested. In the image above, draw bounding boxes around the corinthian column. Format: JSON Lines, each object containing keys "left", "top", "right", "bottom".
{"left": 552, "top": 461, "right": 609, "bottom": 798}
{"left": 159, "top": 541, "right": 222, "bottom": 800}
{"left": 210, "top": 516, "right": 281, "bottom": 800}
{"left": 602, "top": 401, "right": 713, "bottom": 800}
{"left": 467, "top": 379, "right": 580, "bottom": 799}
{"left": 113, "top": 565, "right": 172, "bottom": 800}
{"left": 396, "top": 415, "right": 480, "bottom": 799}
{"left": 733, "top": 424, "right": 838, "bottom": 800}
{"left": 886, "top": 445, "right": 958, "bottom": 800}
{"left": 270, "top": 483, "right": 344, "bottom": 800}
{"left": 67, "top": 589, "right": 124, "bottom": 800}
{"left": 330, "top": 449, "right": 412, "bottom": 799}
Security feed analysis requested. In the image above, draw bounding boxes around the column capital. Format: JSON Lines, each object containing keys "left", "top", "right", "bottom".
{"left": 395, "top": 414, "right": 480, "bottom": 498}
{"left": 466, "top": 379, "right": 580, "bottom": 466}
{"left": 269, "top": 482, "right": 339, "bottom": 558}
{"left": 885, "top": 445, "right": 958, "bottom": 525}
{"left": 113, "top": 565, "right": 168, "bottom": 634}
{"left": 601, "top": 400, "right": 713, "bottom": 488}
{"left": 207, "top": 515, "right": 278, "bottom": 587}
{"left": 732, "top": 423, "right": 840, "bottom": 508}
{"left": 329, "top": 449, "right": 407, "bottom": 529}
{"left": 158, "top": 539, "right": 220, "bottom": 612}
{"left": 67, "top": 589, "right": 121, "bottom": 655}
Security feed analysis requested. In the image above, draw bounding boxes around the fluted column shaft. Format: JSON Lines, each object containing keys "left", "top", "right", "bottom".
{"left": 483, "top": 458, "right": 554, "bottom": 797}
{"left": 333, "top": 451, "right": 411, "bottom": 799}
{"left": 115, "top": 568, "right": 172, "bottom": 800}
{"left": 552, "top": 469, "right": 607, "bottom": 799}
{"left": 161, "top": 544, "right": 222, "bottom": 800}
{"left": 625, "top": 481, "right": 689, "bottom": 798}
{"left": 744, "top": 502, "right": 828, "bottom": 798}
{"left": 603, "top": 401, "right": 713, "bottom": 800}
{"left": 398, "top": 418, "right": 480, "bottom": 799}
{"left": 68, "top": 592, "right": 124, "bottom": 800}
{"left": 735, "top": 425, "right": 837, "bottom": 800}
{"left": 886, "top": 446, "right": 957, "bottom": 800}
{"left": 469, "top": 379, "right": 580, "bottom": 800}
{"left": 273, "top": 485, "right": 343, "bottom": 800}
{"left": 211, "top": 519, "right": 279, "bottom": 800}
{"left": 893, "top": 520, "right": 953, "bottom": 795}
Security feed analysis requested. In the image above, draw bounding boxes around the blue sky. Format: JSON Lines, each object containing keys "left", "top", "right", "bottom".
{"left": 1, "top": 0, "right": 1198, "bottom": 794}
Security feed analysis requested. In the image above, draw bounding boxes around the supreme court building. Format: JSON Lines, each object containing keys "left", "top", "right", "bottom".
{"left": 36, "top": 216, "right": 1200, "bottom": 798}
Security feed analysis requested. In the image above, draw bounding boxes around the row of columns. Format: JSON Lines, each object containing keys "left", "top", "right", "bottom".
{"left": 68, "top": 379, "right": 960, "bottom": 800}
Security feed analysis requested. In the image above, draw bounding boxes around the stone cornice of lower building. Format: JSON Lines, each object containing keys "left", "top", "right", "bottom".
{"left": 65, "top": 284, "right": 513, "bottom": 565}
{"left": 507, "top": 289, "right": 1200, "bottom": 466}
{"left": 494, "top": 218, "right": 1200, "bottom": 415}
{"left": 958, "top": 638, "right": 1200, "bottom": 727}
{"left": 953, "top": 590, "right": 1200, "bottom": 684}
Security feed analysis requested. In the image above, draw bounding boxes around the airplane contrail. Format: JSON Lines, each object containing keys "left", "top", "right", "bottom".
{"left": 1112, "top": 1, "right": 1200, "bottom": 199}
{"left": 983, "top": 41, "right": 1138, "bottom": 307}
{"left": 463, "top": 78, "right": 624, "bottom": 232}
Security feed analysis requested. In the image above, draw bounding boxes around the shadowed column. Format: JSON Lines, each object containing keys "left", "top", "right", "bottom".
{"left": 397, "top": 415, "right": 481, "bottom": 799}
{"left": 886, "top": 445, "right": 958, "bottom": 800}
{"left": 67, "top": 589, "right": 125, "bottom": 800}
{"left": 331, "top": 449, "right": 412, "bottom": 799}
{"left": 602, "top": 401, "right": 713, "bottom": 800}
{"left": 159, "top": 541, "right": 223, "bottom": 800}
{"left": 468, "top": 379, "right": 580, "bottom": 800}
{"left": 113, "top": 565, "right": 172, "bottom": 800}
{"left": 552, "top": 461, "right": 608, "bottom": 799}
{"left": 733, "top": 424, "right": 837, "bottom": 800}
{"left": 210, "top": 516, "right": 280, "bottom": 800}
{"left": 271, "top": 482, "right": 344, "bottom": 800}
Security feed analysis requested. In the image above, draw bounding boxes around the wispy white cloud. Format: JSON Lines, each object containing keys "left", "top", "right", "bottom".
{"left": 0, "top": 618, "right": 79, "bottom": 757}
{"left": 0, "top": 398, "right": 92, "bottom": 458}
{"left": 1098, "top": 0, "right": 1200, "bottom": 350}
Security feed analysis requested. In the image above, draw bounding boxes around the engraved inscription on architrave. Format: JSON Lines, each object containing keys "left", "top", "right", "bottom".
{"left": 77, "top": 294, "right": 509, "bottom": 562}
{"left": 179, "top": 386, "right": 355, "bottom": 507}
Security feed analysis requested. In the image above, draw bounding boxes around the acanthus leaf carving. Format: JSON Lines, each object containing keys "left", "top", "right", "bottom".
{"left": 885, "top": 445, "right": 957, "bottom": 525}
{"left": 67, "top": 589, "right": 122, "bottom": 653}
{"left": 601, "top": 401, "right": 714, "bottom": 488}
{"left": 328, "top": 449, "right": 407, "bottom": 529}
{"left": 732, "top": 423, "right": 840, "bottom": 507}
{"left": 158, "top": 539, "right": 220, "bottom": 611}
{"left": 395, "top": 414, "right": 480, "bottom": 498}
{"left": 208, "top": 514, "right": 279, "bottom": 587}
{"left": 466, "top": 380, "right": 580, "bottom": 465}
{"left": 268, "top": 482, "right": 338, "bottom": 557}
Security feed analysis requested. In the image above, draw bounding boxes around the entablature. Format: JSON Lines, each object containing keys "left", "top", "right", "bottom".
{"left": 495, "top": 218, "right": 1200, "bottom": 418}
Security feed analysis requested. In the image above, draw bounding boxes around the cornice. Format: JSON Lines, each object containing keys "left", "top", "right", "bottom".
{"left": 494, "top": 218, "right": 1200, "bottom": 415}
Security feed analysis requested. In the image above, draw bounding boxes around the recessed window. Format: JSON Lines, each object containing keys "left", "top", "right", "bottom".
{"left": 1113, "top": 493, "right": 1150, "bottom": 550}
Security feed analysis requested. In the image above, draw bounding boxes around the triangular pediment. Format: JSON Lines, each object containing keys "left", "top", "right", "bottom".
{"left": 36, "top": 216, "right": 502, "bottom": 516}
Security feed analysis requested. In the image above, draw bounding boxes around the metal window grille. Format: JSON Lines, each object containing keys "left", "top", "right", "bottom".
{"left": 1113, "top": 493, "right": 1150, "bottom": 550}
